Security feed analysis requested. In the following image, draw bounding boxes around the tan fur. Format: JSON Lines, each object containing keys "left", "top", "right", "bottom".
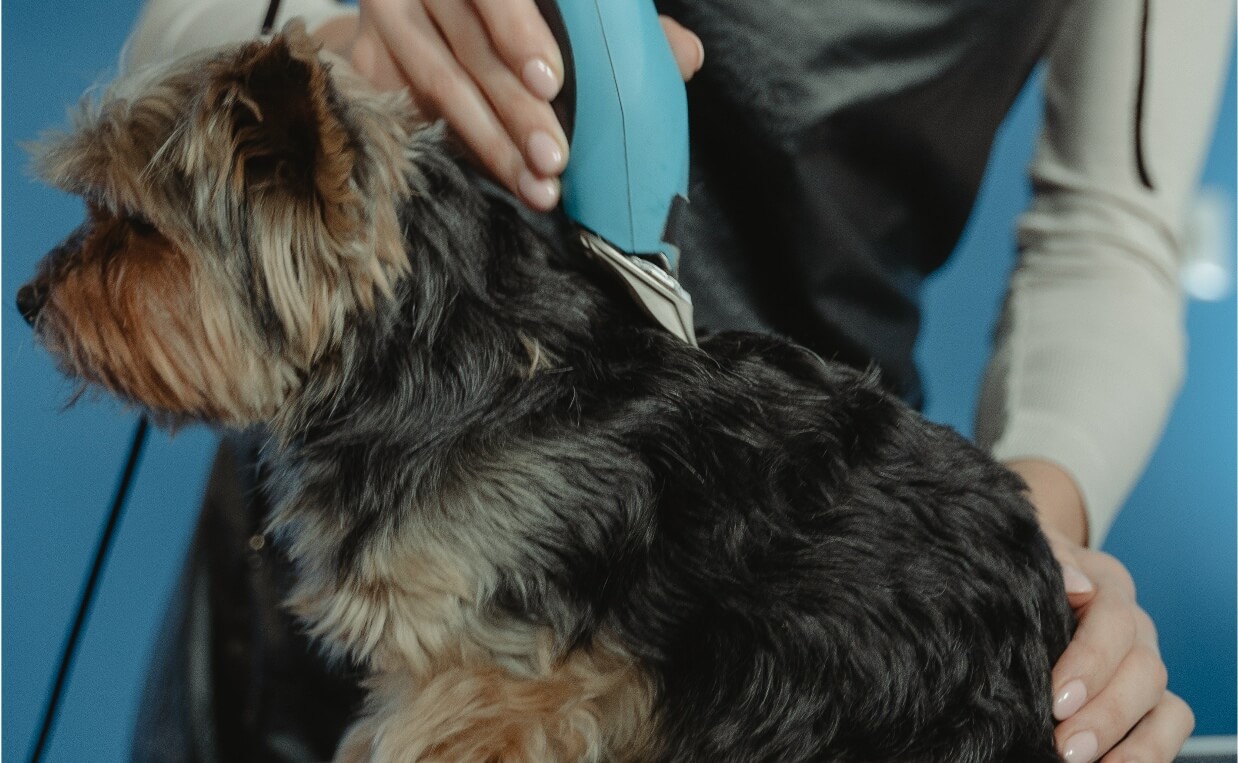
{"left": 335, "top": 641, "right": 655, "bottom": 763}
{"left": 287, "top": 534, "right": 656, "bottom": 762}
{"left": 36, "top": 207, "right": 297, "bottom": 424}
{"left": 518, "top": 332, "right": 557, "bottom": 378}
{"left": 197, "top": 28, "right": 414, "bottom": 365}
{"left": 34, "top": 22, "right": 416, "bottom": 370}
{"left": 277, "top": 456, "right": 656, "bottom": 761}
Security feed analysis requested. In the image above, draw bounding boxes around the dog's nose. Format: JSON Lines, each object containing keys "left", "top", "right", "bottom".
{"left": 17, "top": 283, "right": 47, "bottom": 326}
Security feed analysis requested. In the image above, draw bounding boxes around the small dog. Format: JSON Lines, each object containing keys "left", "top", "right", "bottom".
{"left": 21, "top": 24, "right": 1072, "bottom": 762}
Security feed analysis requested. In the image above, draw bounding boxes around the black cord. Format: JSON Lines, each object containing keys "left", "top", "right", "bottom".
{"left": 1134, "top": 0, "right": 1155, "bottom": 190}
{"left": 261, "top": 0, "right": 282, "bottom": 34}
{"left": 28, "top": 416, "right": 150, "bottom": 763}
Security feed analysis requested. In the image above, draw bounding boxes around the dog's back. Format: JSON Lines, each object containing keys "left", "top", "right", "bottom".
{"left": 601, "top": 334, "right": 1073, "bottom": 762}
{"left": 497, "top": 320, "right": 1074, "bottom": 762}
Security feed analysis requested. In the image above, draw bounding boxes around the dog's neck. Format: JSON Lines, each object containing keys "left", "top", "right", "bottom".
{"left": 258, "top": 148, "right": 685, "bottom": 588}
{"left": 271, "top": 149, "right": 642, "bottom": 451}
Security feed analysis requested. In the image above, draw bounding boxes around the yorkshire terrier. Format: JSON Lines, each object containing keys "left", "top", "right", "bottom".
{"left": 21, "top": 23, "right": 1072, "bottom": 763}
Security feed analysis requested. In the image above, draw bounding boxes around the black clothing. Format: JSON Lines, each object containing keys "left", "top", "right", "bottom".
{"left": 131, "top": 437, "right": 364, "bottom": 762}
{"left": 662, "top": 0, "right": 1065, "bottom": 407}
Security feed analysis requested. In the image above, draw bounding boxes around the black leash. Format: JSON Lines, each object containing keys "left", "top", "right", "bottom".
{"left": 28, "top": 417, "right": 150, "bottom": 763}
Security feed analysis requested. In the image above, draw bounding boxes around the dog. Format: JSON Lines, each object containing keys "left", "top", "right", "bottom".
{"left": 20, "top": 23, "right": 1073, "bottom": 762}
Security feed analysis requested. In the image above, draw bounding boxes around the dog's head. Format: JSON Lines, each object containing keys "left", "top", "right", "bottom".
{"left": 20, "top": 24, "right": 420, "bottom": 426}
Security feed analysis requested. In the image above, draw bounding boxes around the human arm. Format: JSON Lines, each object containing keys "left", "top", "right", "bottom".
{"left": 977, "top": 1, "right": 1233, "bottom": 760}
{"left": 977, "top": 0, "right": 1232, "bottom": 547}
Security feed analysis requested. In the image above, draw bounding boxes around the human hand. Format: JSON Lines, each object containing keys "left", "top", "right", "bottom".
{"left": 1008, "top": 459, "right": 1195, "bottom": 763}
{"left": 312, "top": 1, "right": 704, "bottom": 211}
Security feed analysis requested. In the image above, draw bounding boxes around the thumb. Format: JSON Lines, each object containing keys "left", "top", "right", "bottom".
{"left": 1059, "top": 562, "right": 1096, "bottom": 603}
{"left": 659, "top": 16, "right": 704, "bottom": 81}
{"left": 1042, "top": 526, "right": 1097, "bottom": 604}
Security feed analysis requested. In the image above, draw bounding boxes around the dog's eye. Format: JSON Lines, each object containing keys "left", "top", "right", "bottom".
{"left": 127, "top": 214, "right": 158, "bottom": 237}
{"left": 86, "top": 198, "right": 108, "bottom": 223}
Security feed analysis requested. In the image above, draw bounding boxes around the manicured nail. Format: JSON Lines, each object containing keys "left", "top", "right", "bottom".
{"left": 523, "top": 58, "right": 560, "bottom": 100}
{"left": 1061, "top": 564, "right": 1094, "bottom": 595}
{"left": 693, "top": 35, "right": 705, "bottom": 71}
{"left": 518, "top": 170, "right": 559, "bottom": 210}
{"left": 1062, "top": 730, "right": 1098, "bottom": 762}
{"left": 526, "top": 131, "right": 565, "bottom": 176}
{"left": 1053, "top": 679, "right": 1087, "bottom": 720}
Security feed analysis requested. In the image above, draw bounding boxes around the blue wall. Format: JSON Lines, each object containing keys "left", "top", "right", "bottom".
{"left": 3, "top": 2, "right": 1234, "bottom": 760}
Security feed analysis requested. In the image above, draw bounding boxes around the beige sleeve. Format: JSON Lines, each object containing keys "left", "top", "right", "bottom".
{"left": 975, "top": 0, "right": 1234, "bottom": 546}
{"left": 124, "top": 0, "right": 357, "bottom": 70}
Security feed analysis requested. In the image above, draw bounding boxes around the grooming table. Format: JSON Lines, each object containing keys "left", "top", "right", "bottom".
{"left": 1177, "top": 736, "right": 1237, "bottom": 763}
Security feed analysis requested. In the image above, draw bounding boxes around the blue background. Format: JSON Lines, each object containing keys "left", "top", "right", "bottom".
{"left": 3, "top": 1, "right": 1234, "bottom": 760}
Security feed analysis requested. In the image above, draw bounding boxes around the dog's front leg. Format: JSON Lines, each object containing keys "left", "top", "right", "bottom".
{"left": 334, "top": 648, "right": 655, "bottom": 763}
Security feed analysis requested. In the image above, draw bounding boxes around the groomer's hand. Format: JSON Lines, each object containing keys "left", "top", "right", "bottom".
{"left": 312, "top": 1, "right": 704, "bottom": 211}
{"left": 1009, "top": 459, "right": 1194, "bottom": 763}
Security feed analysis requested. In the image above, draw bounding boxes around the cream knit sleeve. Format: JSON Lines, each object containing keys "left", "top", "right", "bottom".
{"left": 125, "top": 0, "right": 357, "bottom": 70}
{"left": 975, "top": 0, "right": 1233, "bottom": 546}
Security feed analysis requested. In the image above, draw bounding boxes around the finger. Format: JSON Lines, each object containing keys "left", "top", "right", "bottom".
{"left": 1082, "top": 549, "right": 1137, "bottom": 601}
{"left": 471, "top": 0, "right": 564, "bottom": 98}
{"left": 352, "top": 1, "right": 467, "bottom": 108}
{"left": 349, "top": 24, "right": 415, "bottom": 94}
{"left": 1038, "top": 526, "right": 1099, "bottom": 607}
{"left": 1060, "top": 562, "right": 1098, "bottom": 603}
{"left": 426, "top": 0, "right": 568, "bottom": 178}
{"left": 659, "top": 16, "right": 705, "bottom": 80}
{"left": 1055, "top": 625, "right": 1167, "bottom": 761}
{"left": 1052, "top": 588, "right": 1140, "bottom": 721}
{"left": 307, "top": 14, "right": 359, "bottom": 58}
{"left": 1052, "top": 546, "right": 1144, "bottom": 715}
{"left": 1099, "top": 692, "right": 1195, "bottom": 763}
{"left": 368, "top": 2, "right": 556, "bottom": 208}
{"left": 352, "top": 0, "right": 418, "bottom": 86}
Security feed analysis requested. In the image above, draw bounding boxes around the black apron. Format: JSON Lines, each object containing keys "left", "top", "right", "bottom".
{"left": 663, "top": 0, "right": 1065, "bottom": 407}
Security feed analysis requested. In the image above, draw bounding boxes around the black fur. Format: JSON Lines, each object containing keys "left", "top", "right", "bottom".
{"left": 274, "top": 142, "right": 1073, "bottom": 762}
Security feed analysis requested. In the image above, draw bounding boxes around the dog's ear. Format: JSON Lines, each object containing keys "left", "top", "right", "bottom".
{"left": 197, "top": 22, "right": 414, "bottom": 365}
{"left": 211, "top": 22, "right": 359, "bottom": 215}
{"left": 204, "top": 22, "right": 386, "bottom": 365}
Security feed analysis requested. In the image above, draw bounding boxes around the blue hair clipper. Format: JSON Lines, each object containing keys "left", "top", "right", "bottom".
{"left": 535, "top": 0, "right": 696, "bottom": 345}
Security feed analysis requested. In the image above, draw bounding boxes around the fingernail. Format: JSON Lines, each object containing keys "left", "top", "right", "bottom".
{"left": 1053, "top": 679, "right": 1087, "bottom": 720}
{"left": 526, "top": 131, "right": 565, "bottom": 175}
{"left": 694, "top": 35, "right": 705, "bottom": 71}
{"left": 523, "top": 58, "right": 560, "bottom": 100}
{"left": 1061, "top": 730, "right": 1098, "bottom": 762}
{"left": 1061, "top": 564, "right": 1094, "bottom": 595}
{"left": 518, "top": 171, "right": 559, "bottom": 210}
